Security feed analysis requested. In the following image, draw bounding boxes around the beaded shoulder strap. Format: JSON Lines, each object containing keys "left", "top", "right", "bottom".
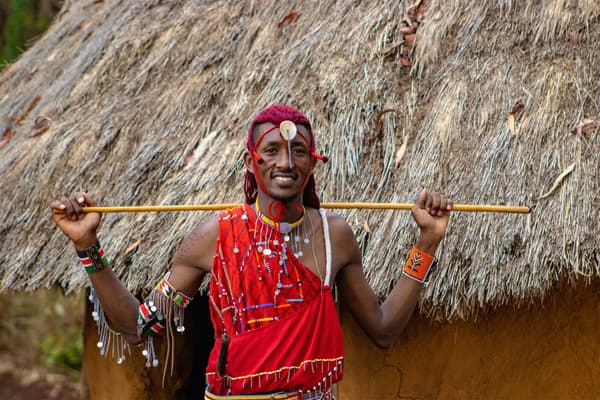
{"left": 319, "top": 208, "right": 332, "bottom": 286}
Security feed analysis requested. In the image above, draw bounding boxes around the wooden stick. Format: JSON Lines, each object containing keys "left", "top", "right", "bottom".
{"left": 64, "top": 203, "right": 531, "bottom": 214}
{"left": 323, "top": 203, "right": 531, "bottom": 213}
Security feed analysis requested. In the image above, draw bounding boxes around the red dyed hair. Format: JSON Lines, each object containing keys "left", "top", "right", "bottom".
{"left": 244, "top": 104, "right": 325, "bottom": 209}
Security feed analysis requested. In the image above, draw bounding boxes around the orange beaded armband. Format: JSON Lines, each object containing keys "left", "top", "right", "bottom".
{"left": 402, "top": 247, "right": 438, "bottom": 283}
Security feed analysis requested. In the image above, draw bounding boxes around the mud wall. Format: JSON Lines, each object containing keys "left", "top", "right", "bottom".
{"left": 339, "top": 281, "right": 600, "bottom": 399}
{"left": 82, "top": 281, "right": 600, "bottom": 399}
{"left": 83, "top": 294, "right": 213, "bottom": 400}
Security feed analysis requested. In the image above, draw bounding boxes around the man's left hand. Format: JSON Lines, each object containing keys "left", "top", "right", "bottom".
{"left": 411, "top": 189, "right": 453, "bottom": 249}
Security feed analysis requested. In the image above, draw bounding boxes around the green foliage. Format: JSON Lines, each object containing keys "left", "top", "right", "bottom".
{"left": 2, "top": 0, "right": 28, "bottom": 63}
{"left": 0, "top": 289, "right": 84, "bottom": 378}
{"left": 40, "top": 333, "right": 83, "bottom": 371}
{"left": 0, "top": 0, "right": 59, "bottom": 65}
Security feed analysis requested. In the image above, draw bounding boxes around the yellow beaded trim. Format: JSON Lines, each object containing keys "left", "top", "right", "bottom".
{"left": 205, "top": 356, "right": 344, "bottom": 381}
{"left": 255, "top": 199, "right": 305, "bottom": 228}
{"left": 204, "top": 390, "right": 303, "bottom": 399}
{"left": 247, "top": 317, "right": 275, "bottom": 325}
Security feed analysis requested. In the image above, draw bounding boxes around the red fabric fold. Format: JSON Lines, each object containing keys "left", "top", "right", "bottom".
{"left": 206, "top": 288, "right": 343, "bottom": 394}
{"left": 206, "top": 205, "right": 344, "bottom": 395}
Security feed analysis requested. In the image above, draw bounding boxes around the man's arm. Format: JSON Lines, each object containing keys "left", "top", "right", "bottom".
{"left": 50, "top": 192, "right": 217, "bottom": 344}
{"left": 166, "top": 216, "right": 218, "bottom": 294}
{"left": 335, "top": 189, "right": 452, "bottom": 348}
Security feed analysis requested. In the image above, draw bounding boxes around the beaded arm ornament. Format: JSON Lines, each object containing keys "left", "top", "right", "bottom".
{"left": 136, "top": 272, "right": 193, "bottom": 368}
{"left": 78, "top": 243, "right": 193, "bottom": 368}
{"left": 78, "top": 242, "right": 131, "bottom": 363}
{"left": 401, "top": 246, "right": 438, "bottom": 284}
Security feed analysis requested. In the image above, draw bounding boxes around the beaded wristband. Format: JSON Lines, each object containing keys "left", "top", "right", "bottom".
{"left": 402, "top": 246, "right": 438, "bottom": 283}
{"left": 76, "top": 242, "right": 108, "bottom": 274}
{"left": 137, "top": 298, "right": 166, "bottom": 337}
{"left": 136, "top": 273, "right": 194, "bottom": 368}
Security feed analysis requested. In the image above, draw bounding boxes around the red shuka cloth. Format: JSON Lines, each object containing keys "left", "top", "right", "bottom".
{"left": 206, "top": 205, "right": 344, "bottom": 395}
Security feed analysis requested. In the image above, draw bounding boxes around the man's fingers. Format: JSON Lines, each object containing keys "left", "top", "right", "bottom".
{"left": 438, "top": 197, "right": 448, "bottom": 216}
{"left": 441, "top": 197, "right": 453, "bottom": 213}
{"left": 64, "top": 196, "right": 85, "bottom": 221}
{"left": 425, "top": 191, "right": 433, "bottom": 213}
{"left": 50, "top": 200, "right": 68, "bottom": 221}
{"left": 50, "top": 200, "right": 67, "bottom": 211}
{"left": 433, "top": 194, "right": 453, "bottom": 216}
{"left": 417, "top": 191, "right": 454, "bottom": 217}
{"left": 73, "top": 193, "right": 86, "bottom": 220}
{"left": 73, "top": 192, "right": 88, "bottom": 207}
{"left": 415, "top": 188, "right": 428, "bottom": 209}
{"left": 431, "top": 194, "right": 441, "bottom": 213}
{"left": 60, "top": 197, "right": 72, "bottom": 217}
{"left": 80, "top": 192, "right": 96, "bottom": 207}
{"left": 65, "top": 198, "right": 79, "bottom": 221}
{"left": 71, "top": 196, "right": 83, "bottom": 215}
{"left": 414, "top": 189, "right": 454, "bottom": 217}
{"left": 51, "top": 192, "right": 97, "bottom": 223}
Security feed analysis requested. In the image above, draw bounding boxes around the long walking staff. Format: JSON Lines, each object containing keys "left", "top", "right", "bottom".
{"left": 55, "top": 203, "right": 531, "bottom": 214}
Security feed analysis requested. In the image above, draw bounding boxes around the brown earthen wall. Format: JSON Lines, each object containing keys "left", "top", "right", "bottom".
{"left": 83, "top": 294, "right": 213, "bottom": 400}
{"left": 82, "top": 282, "right": 600, "bottom": 399}
{"left": 339, "top": 281, "right": 600, "bottom": 399}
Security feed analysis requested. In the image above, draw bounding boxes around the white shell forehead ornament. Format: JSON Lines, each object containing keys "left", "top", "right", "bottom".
{"left": 279, "top": 120, "right": 297, "bottom": 140}
{"left": 279, "top": 120, "right": 297, "bottom": 168}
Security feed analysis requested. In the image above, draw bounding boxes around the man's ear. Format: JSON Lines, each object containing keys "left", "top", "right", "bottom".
{"left": 243, "top": 151, "right": 255, "bottom": 174}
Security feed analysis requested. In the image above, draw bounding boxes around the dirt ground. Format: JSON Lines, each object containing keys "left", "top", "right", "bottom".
{"left": 0, "top": 357, "right": 82, "bottom": 400}
{"left": 0, "top": 290, "right": 85, "bottom": 400}
{"left": 0, "top": 373, "right": 79, "bottom": 400}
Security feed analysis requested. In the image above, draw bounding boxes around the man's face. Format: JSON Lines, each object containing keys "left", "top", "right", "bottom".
{"left": 246, "top": 122, "right": 313, "bottom": 203}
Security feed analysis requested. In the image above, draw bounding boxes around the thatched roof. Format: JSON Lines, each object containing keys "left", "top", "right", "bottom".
{"left": 0, "top": 0, "right": 598, "bottom": 321}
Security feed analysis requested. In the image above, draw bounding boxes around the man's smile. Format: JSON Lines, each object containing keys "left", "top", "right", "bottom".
{"left": 271, "top": 171, "right": 298, "bottom": 181}
{"left": 271, "top": 174, "right": 298, "bottom": 189}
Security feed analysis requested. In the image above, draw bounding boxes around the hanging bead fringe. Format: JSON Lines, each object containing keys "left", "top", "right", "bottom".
{"left": 137, "top": 273, "right": 193, "bottom": 369}
{"left": 88, "top": 272, "right": 193, "bottom": 369}
{"left": 88, "top": 286, "right": 130, "bottom": 364}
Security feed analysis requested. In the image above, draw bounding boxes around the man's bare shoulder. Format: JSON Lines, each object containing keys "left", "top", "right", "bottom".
{"left": 324, "top": 211, "right": 356, "bottom": 239}
{"left": 173, "top": 216, "right": 220, "bottom": 273}
{"left": 322, "top": 211, "right": 362, "bottom": 273}
{"left": 186, "top": 216, "right": 220, "bottom": 244}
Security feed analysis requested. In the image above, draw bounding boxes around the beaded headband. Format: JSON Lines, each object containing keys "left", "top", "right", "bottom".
{"left": 244, "top": 104, "right": 328, "bottom": 211}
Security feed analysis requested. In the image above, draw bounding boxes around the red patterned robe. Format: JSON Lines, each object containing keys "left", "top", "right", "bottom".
{"left": 205, "top": 205, "right": 344, "bottom": 396}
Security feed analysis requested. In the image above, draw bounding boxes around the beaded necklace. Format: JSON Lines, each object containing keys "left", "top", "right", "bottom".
{"left": 254, "top": 199, "right": 310, "bottom": 259}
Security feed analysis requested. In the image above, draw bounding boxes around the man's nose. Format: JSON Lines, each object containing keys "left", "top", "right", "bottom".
{"left": 275, "top": 148, "right": 294, "bottom": 169}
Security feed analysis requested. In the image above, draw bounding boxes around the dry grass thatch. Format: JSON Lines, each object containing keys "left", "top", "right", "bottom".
{"left": 0, "top": 0, "right": 598, "bottom": 321}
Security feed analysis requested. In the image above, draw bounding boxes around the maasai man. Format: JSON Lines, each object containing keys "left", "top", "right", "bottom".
{"left": 51, "top": 104, "right": 453, "bottom": 399}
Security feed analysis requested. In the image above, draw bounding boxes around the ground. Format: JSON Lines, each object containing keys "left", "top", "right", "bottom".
{"left": 0, "top": 356, "right": 81, "bottom": 400}
{"left": 0, "top": 290, "right": 84, "bottom": 400}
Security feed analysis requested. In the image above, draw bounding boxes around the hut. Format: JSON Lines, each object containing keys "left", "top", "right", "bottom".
{"left": 0, "top": 0, "right": 598, "bottom": 398}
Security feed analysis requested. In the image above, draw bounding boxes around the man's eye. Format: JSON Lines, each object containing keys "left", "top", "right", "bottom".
{"left": 293, "top": 148, "right": 308, "bottom": 155}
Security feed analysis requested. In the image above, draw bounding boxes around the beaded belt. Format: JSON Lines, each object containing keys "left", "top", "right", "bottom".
{"left": 204, "top": 389, "right": 330, "bottom": 400}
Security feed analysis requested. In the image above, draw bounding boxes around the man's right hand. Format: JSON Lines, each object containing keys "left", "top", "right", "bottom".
{"left": 50, "top": 192, "right": 101, "bottom": 249}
